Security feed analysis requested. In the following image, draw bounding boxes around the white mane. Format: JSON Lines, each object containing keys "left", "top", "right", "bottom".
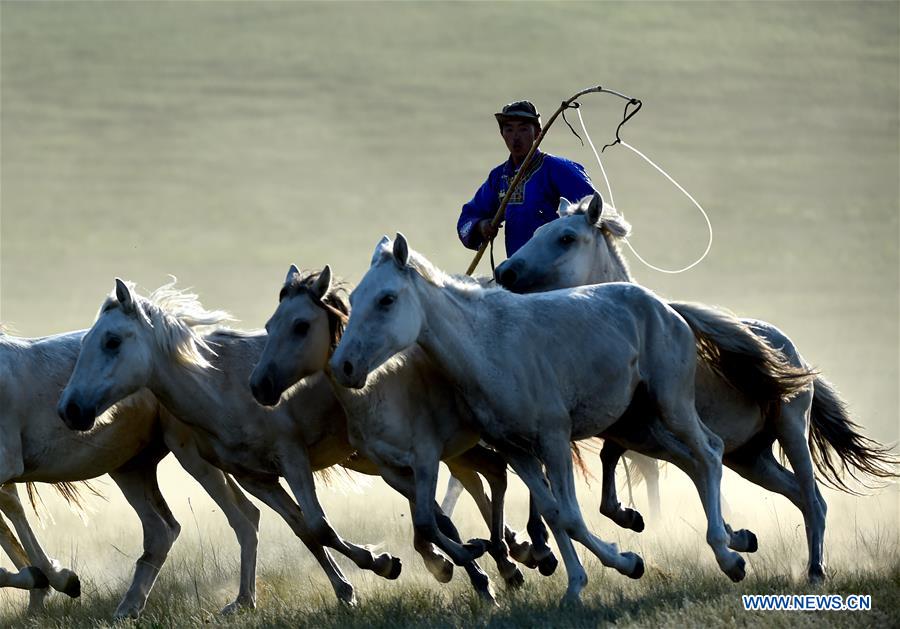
{"left": 100, "top": 280, "right": 234, "bottom": 371}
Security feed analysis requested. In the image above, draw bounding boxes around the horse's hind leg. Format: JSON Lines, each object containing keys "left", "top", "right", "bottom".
{"left": 775, "top": 400, "right": 827, "bottom": 582}
{"left": 108, "top": 465, "right": 181, "bottom": 619}
{"left": 656, "top": 399, "right": 747, "bottom": 581}
{"left": 727, "top": 445, "right": 824, "bottom": 579}
{"left": 234, "top": 476, "right": 357, "bottom": 605}
{"left": 0, "top": 484, "right": 80, "bottom": 600}
{"left": 447, "top": 450, "right": 525, "bottom": 587}
{"left": 599, "top": 442, "right": 645, "bottom": 532}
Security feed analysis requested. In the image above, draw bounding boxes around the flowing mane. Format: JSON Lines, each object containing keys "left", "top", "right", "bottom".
{"left": 99, "top": 279, "right": 234, "bottom": 371}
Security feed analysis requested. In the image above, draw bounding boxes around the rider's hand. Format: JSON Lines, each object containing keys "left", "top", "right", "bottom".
{"left": 478, "top": 219, "right": 499, "bottom": 241}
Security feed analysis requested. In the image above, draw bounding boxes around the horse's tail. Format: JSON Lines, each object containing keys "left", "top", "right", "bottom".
{"left": 807, "top": 376, "right": 899, "bottom": 493}
{"left": 668, "top": 302, "right": 816, "bottom": 420}
{"left": 25, "top": 481, "right": 105, "bottom": 525}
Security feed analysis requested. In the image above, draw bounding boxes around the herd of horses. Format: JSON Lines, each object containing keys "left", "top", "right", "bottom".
{"left": 1, "top": 193, "right": 896, "bottom": 618}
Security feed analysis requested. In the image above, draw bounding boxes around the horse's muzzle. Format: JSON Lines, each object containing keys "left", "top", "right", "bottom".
{"left": 58, "top": 397, "right": 97, "bottom": 431}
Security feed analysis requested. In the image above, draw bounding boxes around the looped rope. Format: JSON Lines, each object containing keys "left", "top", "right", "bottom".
{"left": 577, "top": 106, "right": 713, "bottom": 274}
{"left": 601, "top": 98, "right": 642, "bottom": 153}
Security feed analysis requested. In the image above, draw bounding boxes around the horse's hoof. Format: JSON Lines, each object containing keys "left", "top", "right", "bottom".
{"left": 62, "top": 573, "right": 81, "bottom": 598}
{"left": 626, "top": 509, "right": 645, "bottom": 533}
{"left": 537, "top": 553, "right": 558, "bottom": 576}
{"left": 726, "top": 555, "right": 746, "bottom": 583}
{"left": 622, "top": 552, "right": 644, "bottom": 579}
{"left": 728, "top": 529, "right": 758, "bottom": 553}
{"left": 221, "top": 596, "right": 255, "bottom": 615}
{"left": 559, "top": 593, "right": 584, "bottom": 608}
{"left": 113, "top": 606, "right": 142, "bottom": 621}
{"left": 504, "top": 567, "right": 525, "bottom": 589}
{"left": 26, "top": 567, "right": 49, "bottom": 590}
{"left": 337, "top": 584, "right": 358, "bottom": 607}
{"left": 381, "top": 556, "right": 402, "bottom": 580}
{"left": 744, "top": 530, "right": 758, "bottom": 553}
{"left": 429, "top": 559, "right": 453, "bottom": 584}
{"left": 476, "top": 583, "right": 498, "bottom": 607}
{"left": 808, "top": 564, "right": 827, "bottom": 584}
{"left": 464, "top": 538, "right": 490, "bottom": 560}
{"left": 507, "top": 540, "right": 534, "bottom": 566}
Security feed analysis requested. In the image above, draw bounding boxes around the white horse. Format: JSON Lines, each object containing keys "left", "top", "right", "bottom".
{"left": 330, "top": 233, "right": 783, "bottom": 602}
{"left": 58, "top": 280, "right": 403, "bottom": 608}
{"left": 0, "top": 328, "right": 261, "bottom": 618}
{"left": 249, "top": 265, "right": 552, "bottom": 601}
{"left": 494, "top": 193, "right": 899, "bottom": 581}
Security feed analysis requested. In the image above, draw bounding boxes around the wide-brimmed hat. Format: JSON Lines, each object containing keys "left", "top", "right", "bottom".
{"left": 494, "top": 100, "right": 541, "bottom": 127}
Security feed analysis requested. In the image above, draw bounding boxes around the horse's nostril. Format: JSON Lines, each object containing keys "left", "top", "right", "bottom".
{"left": 500, "top": 268, "right": 517, "bottom": 287}
{"left": 342, "top": 361, "right": 354, "bottom": 377}
{"left": 65, "top": 400, "right": 81, "bottom": 421}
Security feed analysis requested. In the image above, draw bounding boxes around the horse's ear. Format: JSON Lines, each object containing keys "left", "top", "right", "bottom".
{"left": 586, "top": 192, "right": 603, "bottom": 226}
{"left": 285, "top": 264, "right": 300, "bottom": 285}
{"left": 312, "top": 265, "right": 333, "bottom": 300}
{"left": 393, "top": 232, "right": 410, "bottom": 268}
{"left": 115, "top": 278, "right": 135, "bottom": 314}
{"left": 372, "top": 235, "right": 391, "bottom": 265}
{"left": 558, "top": 197, "right": 573, "bottom": 217}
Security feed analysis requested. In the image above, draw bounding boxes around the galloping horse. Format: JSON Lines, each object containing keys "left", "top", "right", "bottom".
{"left": 1, "top": 328, "right": 260, "bottom": 618}
{"left": 331, "top": 234, "right": 789, "bottom": 602}
{"left": 494, "top": 193, "right": 899, "bottom": 581}
{"left": 250, "top": 265, "right": 544, "bottom": 602}
{"left": 59, "top": 280, "right": 403, "bottom": 608}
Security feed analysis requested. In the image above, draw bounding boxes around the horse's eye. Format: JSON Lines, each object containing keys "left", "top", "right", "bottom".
{"left": 104, "top": 336, "right": 122, "bottom": 351}
{"left": 379, "top": 294, "right": 395, "bottom": 307}
{"left": 293, "top": 321, "right": 309, "bottom": 336}
{"left": 560, "top": 234, "right": 577, "bottom": 246}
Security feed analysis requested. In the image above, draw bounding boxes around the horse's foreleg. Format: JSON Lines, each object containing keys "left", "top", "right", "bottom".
{"left": 523, "top": 481, "right": 557, "bottom": 575}
{"left": 0, "top": 484, "right": 80, "bottom": 601}
{"left": 0, "top": 513, "right": 49, "bottom": 611}
{"left": 408, "top": 460, "right": 488, "bottom": 566}
{"left": 233, "top": 476, "right": 357, "bottom": 605}
{"left": 278, "top": 447, "right": 401, "bottom": 580}
{"left": 446, "top": 450, "right": 525, "bottom": 587}
{"left": 599, "top": 442, "right": 645, "bottom": 532}
{"left": 108, "top": 466, "right": 181, "bottom": 620}
{"left": 440, "top": 475, "right": 465, "bottom": 517}
{"left": 503, "top": 449, "right": 593, "bottom": 604}
{"left": 375, "top": 466, "right": 454, "bottom": 583}
{"left": 166, "top": 431, "right": 259, "bottom": 614}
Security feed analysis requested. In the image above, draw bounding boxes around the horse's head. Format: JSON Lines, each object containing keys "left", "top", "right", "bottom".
{"left": 495, "top": 192, "right": 632, "bottom": 293}
{"left": 250, "top": 265, "right": 345, "bottom": 406}
{"left": 59, "top": 279, "right": 155, "bottom": 430}
{"left": 330, "top": 233, "right": 424, "bottom": 389}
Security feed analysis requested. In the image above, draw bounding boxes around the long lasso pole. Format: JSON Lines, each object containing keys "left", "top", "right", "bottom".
{"left": 465, "top": 84, "right": 640, "bottom": 276}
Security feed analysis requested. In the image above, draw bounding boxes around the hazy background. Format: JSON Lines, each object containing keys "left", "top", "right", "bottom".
{"left": 0, "top": 1, "right": 897, "bottom": 620}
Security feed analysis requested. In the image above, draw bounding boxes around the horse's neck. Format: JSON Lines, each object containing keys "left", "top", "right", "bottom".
{"left": 592, "top": 235, "right": 634, "bottom": 284}
{"left": 414, "top": 278, "right": 498, "bottom": 400}
{"left": 147, "top": 345, "right": 227, "bottom": 434}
